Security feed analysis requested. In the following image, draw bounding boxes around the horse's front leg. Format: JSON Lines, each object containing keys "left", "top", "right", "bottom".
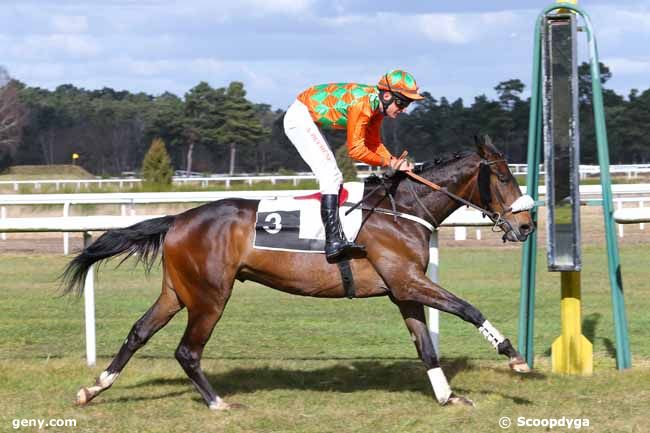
{"left": 406, "top": 274, "right": 529, "bottom": 373}
{"left": 389, "top": 296, "right": 474, "bottom": 406}
{"left": 383, "top": 265, "right": 530, "bottom": 374}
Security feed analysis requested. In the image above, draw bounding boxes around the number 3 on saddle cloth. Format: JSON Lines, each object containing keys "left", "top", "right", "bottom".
{"left": 254, "top": 182, "right": 364, "bottom": 253}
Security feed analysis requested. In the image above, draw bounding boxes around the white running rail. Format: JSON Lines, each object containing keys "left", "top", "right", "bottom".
{"left": 2, "top": 206, "right": 647, "bottom": 367}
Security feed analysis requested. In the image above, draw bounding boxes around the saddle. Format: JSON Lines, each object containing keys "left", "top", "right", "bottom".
{"left": 253, "top": 182, "right": 364, "bottom": 253}
{"left": 254, "top": 182, "right": 364, "bottom": 298}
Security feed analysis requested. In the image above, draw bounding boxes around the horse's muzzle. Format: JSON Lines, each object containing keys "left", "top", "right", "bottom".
{"left": 502, "top": 222, "right": 535, "bottom": 242}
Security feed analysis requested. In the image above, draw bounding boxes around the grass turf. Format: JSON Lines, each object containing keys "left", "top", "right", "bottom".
{"left": 0, "top": 245, "right": 648, "bottom": 432}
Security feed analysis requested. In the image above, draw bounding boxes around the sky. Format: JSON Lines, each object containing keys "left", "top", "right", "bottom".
{"left": 0, "top": 0, "right": 648, "bottom": 110}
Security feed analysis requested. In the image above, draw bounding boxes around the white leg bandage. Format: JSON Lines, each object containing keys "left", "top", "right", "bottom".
{"left": 209, "top": 396, "right": 229, "bottom": 411}
{"left": 84, "top": 371, "right": 120, "bottom": 396}
{"left": 427, "top": 367, "right": 452, "bottom": 404}
{"left": 479, "top": 320, "right": 506, "bottom": 350}
{"left": 98, "top": 371, "right": 119, "bottom": 388}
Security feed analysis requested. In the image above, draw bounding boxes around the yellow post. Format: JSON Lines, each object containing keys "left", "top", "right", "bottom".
{"left": 552, "top": 271, "right": 593, "bottom": 374}
{"left": 556, "top": 0, "right": 578, "bottom": 15}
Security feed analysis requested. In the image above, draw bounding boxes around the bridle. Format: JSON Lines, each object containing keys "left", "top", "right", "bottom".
{"left": 474, "top": 158, "right": 517, "bottom": 236}
{"left": 346, "top": 155, "right": 534, "bottom": 240}
{"left": 406, "top": 158, "right": 532, "bottom": 239}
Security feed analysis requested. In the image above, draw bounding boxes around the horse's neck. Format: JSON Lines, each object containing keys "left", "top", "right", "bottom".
{"left": 396, "top": 156, "right": 480, "bottom": 224}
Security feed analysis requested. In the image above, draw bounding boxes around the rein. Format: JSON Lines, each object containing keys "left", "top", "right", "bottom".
{"left": 403, "top": 158, "right": 536, "bottom": 239}
{"left": 345, "top": 156, "right": 533, "bottom": 238}
{"left": 406, "top": 169, "right": 498, "bottom": 219}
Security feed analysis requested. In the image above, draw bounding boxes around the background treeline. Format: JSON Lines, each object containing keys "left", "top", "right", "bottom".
{"left": 1, "top": 63, "right": 649, "bottom": 176}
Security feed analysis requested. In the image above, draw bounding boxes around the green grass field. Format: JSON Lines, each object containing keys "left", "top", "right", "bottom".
{"left": 0, "top": 165, "right": 94, "bottom": 181}
{"left": 1, "top": 245, "right": 649, "bottom": 432}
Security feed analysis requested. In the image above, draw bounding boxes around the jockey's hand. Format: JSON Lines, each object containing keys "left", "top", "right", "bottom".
{"left": 383, "top": 156, "right": 413, "bottom": 178}
{"left": 389, "top": 156, "right": 414, "bottom": 172}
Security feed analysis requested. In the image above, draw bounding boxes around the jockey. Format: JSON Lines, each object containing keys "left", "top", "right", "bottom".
{"left": 284, "top": 69, "right": 424, "bottom": 263}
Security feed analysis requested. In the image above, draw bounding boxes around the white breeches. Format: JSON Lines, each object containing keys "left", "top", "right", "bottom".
{"left": 284, "top": 99, "right": 343, "bottom": 195}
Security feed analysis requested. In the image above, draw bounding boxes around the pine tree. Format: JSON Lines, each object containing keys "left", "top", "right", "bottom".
{"left": 142, "top": 137, "right": 173, "bottom": 188}
{"left": 183, "top": 82, "right": 226, "bottom": 174}
{"left": 218, "top": 82, "right": 269, "bottom": 175}
{"left": 335, "top": 145, "right": 358, "bottom": 182}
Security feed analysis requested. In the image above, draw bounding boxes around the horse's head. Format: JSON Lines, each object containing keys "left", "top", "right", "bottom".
{"left": 473, "top": 135, "right": 535, "bottom": 242}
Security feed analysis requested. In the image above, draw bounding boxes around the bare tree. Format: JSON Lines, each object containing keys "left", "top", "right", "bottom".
{"left": 0, "top": 66, "right": 8, "bottom": 87}
{"left": 0, "top": 66, "right": 26, "bottom": 169}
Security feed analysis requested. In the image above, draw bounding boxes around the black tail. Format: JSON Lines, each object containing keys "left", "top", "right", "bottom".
{"left": 61, "top": 215, "right": 176, "bottom": 296}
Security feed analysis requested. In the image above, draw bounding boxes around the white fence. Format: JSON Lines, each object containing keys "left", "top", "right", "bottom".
{"left": 0, "top": 175, "right": 318, "bottom": 192}
{"left": 0, "top": 206, "right": 497, "bottom": 367}
{"left": 2, "top": 204, "right": 648, "bottom": 367}
{"left": 2, "top": 184, "right": 649, "bottom": 249}
{"left": 3, "top": 163, "right": 650, "bottom": 192}
{"left": 2, "top": 183, "right": 650, "bottom": 208}
{"left": 2, "top": 178, "right": 648, "bottom": 367}
{"left": 0, "top": 184, "right": 650, "bottom": 248}
{"left": 0, "top": 190, "right": 301, "bottom": 251}
{"left": 508, "top": 164, "right": 650, "bottom": 179}
{"left": 0, "top": 215, "right": 165, "bottom": 367}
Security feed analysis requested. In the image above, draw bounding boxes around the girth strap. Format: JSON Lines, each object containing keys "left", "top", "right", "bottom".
{"left": 336, "top": 258, "right": 356, "bottom": 299}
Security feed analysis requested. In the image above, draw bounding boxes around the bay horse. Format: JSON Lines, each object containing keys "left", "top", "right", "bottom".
{"left": 64, "top": 137, "right": 534, "bottom": 409}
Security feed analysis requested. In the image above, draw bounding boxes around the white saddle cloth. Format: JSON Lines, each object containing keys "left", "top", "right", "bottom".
{"left": 254, "top": 182, "right": 364, "bottom": 253}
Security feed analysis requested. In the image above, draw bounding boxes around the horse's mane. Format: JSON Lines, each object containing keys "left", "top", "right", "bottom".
{"left": 364, "top": 150, "right": 476, "bottom": 187}
{"left": 413, "top": 150, "right": 475, "bottom": 175}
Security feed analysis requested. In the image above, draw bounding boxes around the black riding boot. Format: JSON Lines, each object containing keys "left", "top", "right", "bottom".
{"left": 320, "top": 194, "right": 365, "bottom": 263}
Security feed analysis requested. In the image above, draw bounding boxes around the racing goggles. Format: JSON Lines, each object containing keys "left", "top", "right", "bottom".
{"left": 393, "top": 93, "right": 412, "bottom": 109}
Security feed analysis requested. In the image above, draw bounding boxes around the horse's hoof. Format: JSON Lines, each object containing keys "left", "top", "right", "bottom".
{"left": 446, "top": 394, "right": 475, "bottom": 407}
{"left": 509, "top": 356, "right": 531, "bottom": 373}
{"left": 75, "top": 387, "right": 92, "bottom": 406}
{"left": 209, "top": 400, "right": 246, "bottom": 411}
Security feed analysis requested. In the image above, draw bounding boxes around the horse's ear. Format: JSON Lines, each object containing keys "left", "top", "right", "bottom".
{"left": 478, "top": 134, "right": 501, "bottom": 157}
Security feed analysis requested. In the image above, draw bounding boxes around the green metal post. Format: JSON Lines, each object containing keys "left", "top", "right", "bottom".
{"left": 518, "top": 13, "right": 543, "bottom": 367}
{"left": 585, "top": 20, "right": 632, "bottom": 369}
{"left": 528, "top": 115, "right": 543, "bottom": 363}
{"left": 520, "top": 3, "right": 632, "bottom": 370}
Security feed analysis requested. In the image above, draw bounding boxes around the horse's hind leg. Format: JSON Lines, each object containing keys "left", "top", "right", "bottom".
{"left": 76, "top": 283, "right": 183, "bottom": 406}
{"left": 390, "top": 297, "right": 473, "bottom": 406}
{"left": 175, "top": 307, "right": 224, "bottom": 410}
{"left": 174, "top": 296, "right": 241, "bottom": 411}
